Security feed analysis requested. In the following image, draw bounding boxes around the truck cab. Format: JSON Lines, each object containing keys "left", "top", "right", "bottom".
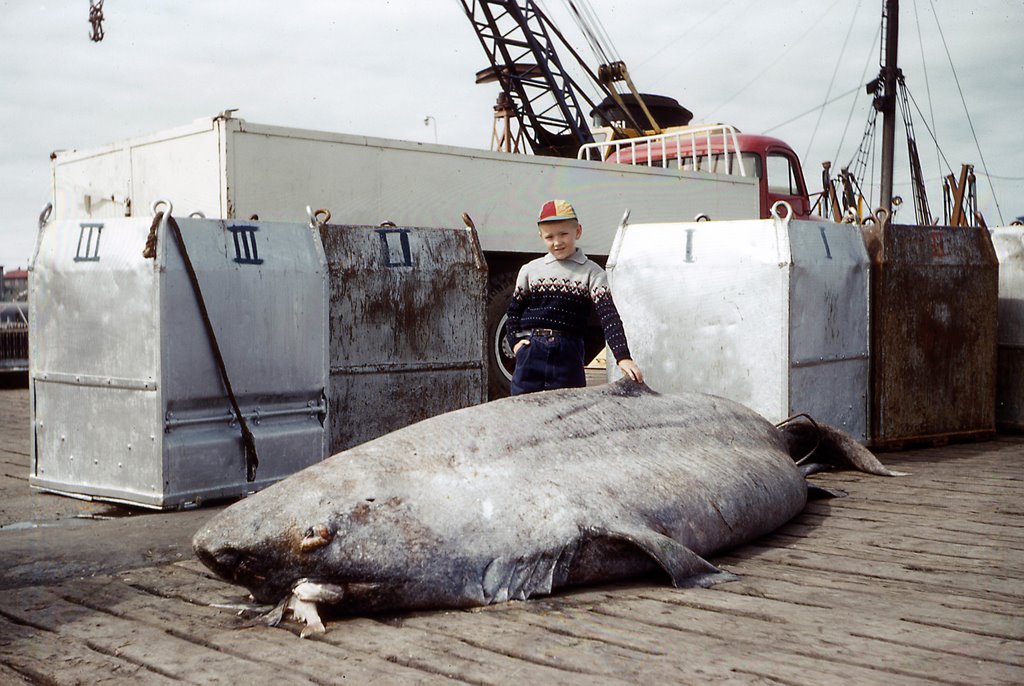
{"left": 579, "top": 125, "right": 811, "bottom": 219}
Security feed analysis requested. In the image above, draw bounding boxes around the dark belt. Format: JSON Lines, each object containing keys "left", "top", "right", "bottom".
{"left": 518, "top": 328, "right": 571, "bottom": 338}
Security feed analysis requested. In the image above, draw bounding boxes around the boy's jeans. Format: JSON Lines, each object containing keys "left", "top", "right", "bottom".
{"left": 510, "top": 332, "right": 586, "bottom": 395}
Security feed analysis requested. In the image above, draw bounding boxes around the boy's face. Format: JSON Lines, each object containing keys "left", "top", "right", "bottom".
{"left": 538, "top": 219, "right": 582, "bottom": 260}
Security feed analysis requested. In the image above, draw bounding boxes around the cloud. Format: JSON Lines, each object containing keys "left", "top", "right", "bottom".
{"left": 1, "top": 0, "right": 1021, "bottom": 270}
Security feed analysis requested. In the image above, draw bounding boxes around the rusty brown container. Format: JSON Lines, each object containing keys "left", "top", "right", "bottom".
{"left": 866, "top": 222, "right": 998, "bottom": 448}
{"left": 318, "top": 222, "right": 488, "bottom": 454}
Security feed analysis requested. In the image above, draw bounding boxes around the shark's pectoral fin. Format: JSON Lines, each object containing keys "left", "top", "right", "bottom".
{"left": 591, "top": 526, "right": 738, "bottom": 588}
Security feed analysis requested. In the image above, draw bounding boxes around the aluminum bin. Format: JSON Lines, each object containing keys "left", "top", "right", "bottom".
{"left": 317, "top": 218, "right": 487, "bottom": 452}
{"left": 991, "top": 225, "right": 1024, "bottom": 431}
{"left": 865, "top": 222, "right": 998, "bottom": 447}
{"left": 29, "top": 208, "right": 329, "bottom": 508}
{"left": 606, "top": 204, "right": 870, "bottom": 442}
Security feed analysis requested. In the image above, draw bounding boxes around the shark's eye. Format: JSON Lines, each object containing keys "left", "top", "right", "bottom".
{"left": 299, "top": 524, "right": 333, "bottom": 552}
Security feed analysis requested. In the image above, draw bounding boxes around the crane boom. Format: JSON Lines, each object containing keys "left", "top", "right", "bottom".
{"left": 459, "top": 0, "right": 595, "bottom": 157}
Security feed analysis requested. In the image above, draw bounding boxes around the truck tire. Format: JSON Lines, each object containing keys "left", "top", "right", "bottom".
{"left": 486, "top": 272, "right": 608, "bottom": 399}
{"left": 486, "top": 273, "right": 518, "bottom": 399}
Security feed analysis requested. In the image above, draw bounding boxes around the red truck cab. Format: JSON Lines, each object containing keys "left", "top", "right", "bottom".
{"left": 580, "top": 126, "right": 811, "bottom": 219}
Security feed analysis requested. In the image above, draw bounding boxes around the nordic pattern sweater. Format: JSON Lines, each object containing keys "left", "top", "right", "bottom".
{"left": 505, "top": 249, "right": 632, "bottom": 362}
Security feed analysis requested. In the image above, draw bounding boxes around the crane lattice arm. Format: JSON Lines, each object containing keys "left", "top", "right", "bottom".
{"left": 458, "top": 0, "right": 595, "bottom": 158}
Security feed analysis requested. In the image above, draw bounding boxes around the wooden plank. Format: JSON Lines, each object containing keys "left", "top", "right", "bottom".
{"left": 710, "top": 573, "right": 1024, "bottom": 656}
{"left": 122, "top": 560, "right": 258, "bottom": 608}
{"left": 1, "top": 586, "right": 318, "bottom": 684}
{"left": 407, "top": 597, "right": 937, "bottom": 686}
{"left": 804, "top": 498, "right": 1023, "bottom": 534}
{"left": 125, "top": 564, "right": 582, "bottom": 683}
{"left": 56, "top": 577, "right": 445, "bottom": 684}
{"left": 780, "top": 513, "right": 1024, "bottom": 554}
{"left": 766, "top": 531, "right": 1023, "bottom": 575}
{"left": 0, "top": 663, "right": 34, "bottom": 686}
{"left": 0, "top": 613, "right": 178, "bottom": 685}
{"left": 537, "top": 592, "right": 1015, "bottom": 685}
{"left": 720, "top": 543, "right": 1022, "bottom": 602}
{"left": 721, "top": 550, "right": 1024, "bottom": 622}
{"left": 318, "top": 614, "right": 606, "bottom": 685}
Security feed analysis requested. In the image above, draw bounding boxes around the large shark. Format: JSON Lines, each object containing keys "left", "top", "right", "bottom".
{"left": 194, "top": 381, "right": 899, "bottom": 635}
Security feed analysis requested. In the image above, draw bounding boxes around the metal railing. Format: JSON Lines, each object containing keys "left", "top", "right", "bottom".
{"left": 578, "top": 124, "right": 748, "bottom": 177}
{"left": 0, "top": 323, "right": 29, "bottom": 371}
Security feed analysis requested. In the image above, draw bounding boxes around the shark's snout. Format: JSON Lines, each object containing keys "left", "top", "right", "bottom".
{"left": 193, "top": 530, "right": 241, "bottom": 578}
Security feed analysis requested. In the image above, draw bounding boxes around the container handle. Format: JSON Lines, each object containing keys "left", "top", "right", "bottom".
{"left": 151, "top": 199, "right": 173, "bottom": 216}
{"left": 461, "top": 213, "right": 487, "bottom": 271}
{"left": 189, "top": 211, "right": 206, "bottom": 219}
{"left": 693, "top": 213, "right": 710, "bottom": 222}
{"left": 306, "top": 206, "right": 331, "bottom": 229}
{"left": 873, "top": 207, "right": 891, "bottom": 229}
{"left": 144, "top": 199, "right": 173, "bottom": 260}
{"left": 770, "top": 200, "right": 793, "bottom": 225}
{"left": 38, "top": 202, "right": 53, "bottom": 229}
{"left": 606, "top": 209, "right": 631, "bottom": 271}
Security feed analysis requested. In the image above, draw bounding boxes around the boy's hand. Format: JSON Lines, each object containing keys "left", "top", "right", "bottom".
{"left": 513, "top": 339, "right": 530, "bottom": 354}
{"left": 618, "top": 358, "right": 644, "bottom": 383}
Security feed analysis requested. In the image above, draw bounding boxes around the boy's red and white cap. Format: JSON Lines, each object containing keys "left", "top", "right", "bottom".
{"left": 537, "top": 199, "right": 577, "bottom": 224}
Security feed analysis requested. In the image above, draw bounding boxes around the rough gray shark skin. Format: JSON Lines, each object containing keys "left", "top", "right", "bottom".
{"left": 194, "top": 381, "right": 896, "bottom": 617}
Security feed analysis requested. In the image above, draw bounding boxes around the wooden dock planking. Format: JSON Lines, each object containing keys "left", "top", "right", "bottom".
{"left": 0, "top": 611, "right": 180, "bottom": 685}
{"left": 0, "top": 387, "right": 1021, "bottom": 684}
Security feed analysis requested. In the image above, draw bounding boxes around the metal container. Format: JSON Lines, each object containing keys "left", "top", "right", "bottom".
{"left": 317, "top": 219, "right": 487, "bottom": 452}
{"left": 865, "top": 222, "right": 998, "bottom": 447}
{"left": 991, "top": 225, "right": 1024, "bottom": 431}
{"left": 606, "top": 204, "right": 871, "bottom": 442}
{"left": 29, "top": 209, "right": 329, "bottom": 508}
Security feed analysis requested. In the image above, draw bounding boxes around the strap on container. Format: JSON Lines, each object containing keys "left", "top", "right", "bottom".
{"left": 164, "top": 212, "right": 260, "bottom": 482}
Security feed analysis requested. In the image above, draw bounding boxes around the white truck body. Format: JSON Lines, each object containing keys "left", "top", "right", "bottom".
{"left": 51, "top": 115, "right": 759, "bottom": 259}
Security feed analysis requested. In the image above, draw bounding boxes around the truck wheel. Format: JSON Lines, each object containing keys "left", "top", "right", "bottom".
{"left": 486, "top": 274, "right": 517, "bottom": 399}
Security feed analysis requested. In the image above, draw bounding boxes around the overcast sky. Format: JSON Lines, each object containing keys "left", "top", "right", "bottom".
{"left": 1, "top": 0, "right": 1021, "bottom": 271}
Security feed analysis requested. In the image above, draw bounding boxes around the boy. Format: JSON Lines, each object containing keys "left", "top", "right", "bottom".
{"left": 505, "top": 199, "right": 644, "bottom": 395}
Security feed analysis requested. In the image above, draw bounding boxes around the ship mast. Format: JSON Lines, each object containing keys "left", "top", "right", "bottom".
{"left": 878, "top": 0, "right": 899, "bottom": 213}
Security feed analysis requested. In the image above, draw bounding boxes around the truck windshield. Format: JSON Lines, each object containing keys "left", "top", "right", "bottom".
{"left": 663, "top": 151, "right": 762, "bottom": 178}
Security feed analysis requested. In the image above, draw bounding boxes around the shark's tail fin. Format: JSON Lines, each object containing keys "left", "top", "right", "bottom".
{"left": 777, "top": 415, "right": 907, "bottom": 477}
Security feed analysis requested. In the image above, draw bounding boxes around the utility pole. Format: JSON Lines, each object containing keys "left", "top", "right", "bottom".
{"left": 878, "top": 0, "right": 899, "bottom": 213}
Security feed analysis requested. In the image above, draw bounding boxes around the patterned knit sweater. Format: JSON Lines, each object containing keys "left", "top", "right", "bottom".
{"left": 505, "top": 249, "right": 632, "bottom": 362}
